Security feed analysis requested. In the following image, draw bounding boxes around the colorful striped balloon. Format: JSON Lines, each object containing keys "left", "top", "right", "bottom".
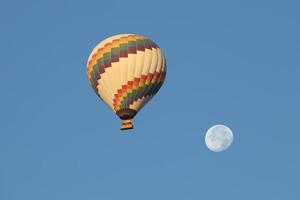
{"left": 87, "top": 34, "right": 166, "bottom": 130}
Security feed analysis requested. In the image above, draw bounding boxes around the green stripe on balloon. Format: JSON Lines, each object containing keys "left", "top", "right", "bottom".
{"left": 119, "top": 81, "right": 164, "bottom": 109}
{"left": 89, "top": 38, "right": 154, "bottom": 82}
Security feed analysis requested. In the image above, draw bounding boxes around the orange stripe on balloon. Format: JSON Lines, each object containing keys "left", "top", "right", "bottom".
{"left": 112, "top": 71, "right": 166, "bottom": 111}
{"left": 87, "top": 35, "right": 147, "bottom": 80}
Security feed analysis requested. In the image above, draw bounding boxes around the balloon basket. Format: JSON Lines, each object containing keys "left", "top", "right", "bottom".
{"left": 120, "top": 119, "right": 133, "bottom": 130}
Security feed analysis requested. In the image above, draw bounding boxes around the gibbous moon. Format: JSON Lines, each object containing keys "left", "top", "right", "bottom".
{"left": 205, "top": 125, "right": 233, "bottom": 152}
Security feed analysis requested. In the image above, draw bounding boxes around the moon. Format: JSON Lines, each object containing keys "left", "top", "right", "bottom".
{"left": 205, "top": 125, "right": 233, "bottom": 152}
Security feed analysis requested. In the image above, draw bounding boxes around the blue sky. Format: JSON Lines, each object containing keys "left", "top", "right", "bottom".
{"left": 1, "top": 0, "right": 300, "bottom": 199}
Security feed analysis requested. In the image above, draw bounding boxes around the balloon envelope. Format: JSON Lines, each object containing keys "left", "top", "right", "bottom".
{"left": 87, "top": 34, "right": 166, "bottom": 130}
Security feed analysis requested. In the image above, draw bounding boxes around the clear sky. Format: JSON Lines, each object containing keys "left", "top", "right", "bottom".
{"left": 1, "top": 0, "right": 300, "bottom": 199}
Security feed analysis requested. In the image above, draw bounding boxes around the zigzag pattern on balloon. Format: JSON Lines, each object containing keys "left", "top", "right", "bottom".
{"left": 87, "top": 35, "right": 158, "bottom": 95}
{"left": 113, "top": 70, "right": 166, "bottom": 111}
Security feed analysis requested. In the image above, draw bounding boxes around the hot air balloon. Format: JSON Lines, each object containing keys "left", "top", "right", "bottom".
{"left": 87, "top": 34, "right": 166, "bottom": 130}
